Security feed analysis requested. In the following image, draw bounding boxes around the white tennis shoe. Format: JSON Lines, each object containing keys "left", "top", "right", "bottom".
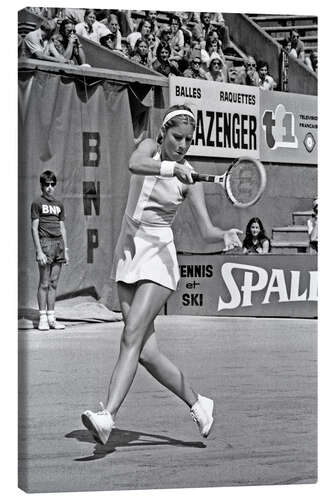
{"left": 48, "top": 319, "right": 65, "bottom": 330}
{"left": 190, "top": 394, "right": 214, "bottom": 438}
{"left": 38, "top": 316, "right": 49, "bottom": 331}
{"left": 81, "top": 402, "right": 115, "bottom": 445}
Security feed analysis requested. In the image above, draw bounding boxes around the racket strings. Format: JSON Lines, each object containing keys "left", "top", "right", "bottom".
{"left": 227, "top": 160, "right": 262, "bottom": 205}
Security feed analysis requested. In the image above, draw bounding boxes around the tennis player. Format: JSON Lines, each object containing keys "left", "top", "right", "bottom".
{"left": 81, "top": 104, "right": 242, "bottom": 445}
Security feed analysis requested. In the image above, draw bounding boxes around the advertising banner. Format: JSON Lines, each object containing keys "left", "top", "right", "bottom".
{"left": 260, "top": 90, "right": 317, "bottom": 164}
{"left": 169, "top": 76, "right": 260, "bottom": 158}
{"left": 169, "top": 77, "right": 317, "bottom": 165}
{"left": 167, "top": 254, "right": 317, "bottom": 318}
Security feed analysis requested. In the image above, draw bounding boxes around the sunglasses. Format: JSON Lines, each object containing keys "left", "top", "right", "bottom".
{"left": 247, "top": 64, "right": 256, "bottom": 68}
{"left": 212, "top": 61, "right": 221, "bottom": 66}
{"left": 44, "top": 182, "right": 56, "bottom": 187}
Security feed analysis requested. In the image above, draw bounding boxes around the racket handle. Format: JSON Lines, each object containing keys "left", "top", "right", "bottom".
{"left": 192, "top": 173, "right": 216, "bottom": 183}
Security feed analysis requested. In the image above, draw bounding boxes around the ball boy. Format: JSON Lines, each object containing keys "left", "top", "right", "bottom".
{"left": 31, "top": 170, "right": 69, "bottom": 330}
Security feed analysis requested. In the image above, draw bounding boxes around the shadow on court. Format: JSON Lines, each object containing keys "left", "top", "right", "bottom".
{"left": 66, "top": 428, "right": 206, "bottom": 461}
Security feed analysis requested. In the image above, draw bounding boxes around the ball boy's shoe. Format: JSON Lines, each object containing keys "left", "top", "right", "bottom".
{"left": 38, "top": 316, "right": 49, "bottom": 331}
{"left": 81, "top": 402, "right": 115, "bottom": 445}
{"left": 48, "top": 319, "right": 65, "bottom": 330}
{"left": 190, "top": 394, "right": 214, "bottom": 438}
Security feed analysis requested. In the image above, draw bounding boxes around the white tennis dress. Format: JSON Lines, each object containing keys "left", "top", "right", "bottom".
{"left": 111, "top": 153, "right": 188, "bottom": 290}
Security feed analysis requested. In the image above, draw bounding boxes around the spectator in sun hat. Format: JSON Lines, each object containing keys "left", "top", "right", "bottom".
{"left": 201, "top": 35, "right": 226, "bottom": 71}
{"left": 205, "top": 52, "right": 228, "bottom": 82}
{"left": 183, "top": 49, "right": 207, "bottom": 79}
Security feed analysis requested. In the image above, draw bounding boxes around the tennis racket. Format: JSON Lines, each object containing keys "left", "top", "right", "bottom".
{"left": 192, "top": 156, "right": 267, "bottom": 208}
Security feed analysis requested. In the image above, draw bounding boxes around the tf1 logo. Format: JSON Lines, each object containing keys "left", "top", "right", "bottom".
{"left": 262, "top": 104, "right": 298, "bottom": 150}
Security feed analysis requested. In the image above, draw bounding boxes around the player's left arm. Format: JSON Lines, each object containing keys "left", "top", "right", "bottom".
{"left": 186, "top": 182, "right": 242, "bottom": 249}
{"left": 262, "top": 239, "right": 270, "bottom": 254}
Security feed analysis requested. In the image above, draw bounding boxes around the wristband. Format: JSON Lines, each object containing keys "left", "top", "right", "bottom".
{"left": 160, "top": 161, "right": 176, "bottom": 177}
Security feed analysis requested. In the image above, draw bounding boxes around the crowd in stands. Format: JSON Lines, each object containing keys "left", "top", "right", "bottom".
{"left": 20, "top": 8, "right": 317, "bottom": 86}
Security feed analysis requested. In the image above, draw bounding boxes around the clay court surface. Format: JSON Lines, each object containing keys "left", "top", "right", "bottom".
{"left": 18, "top": 315, "right": 317, "bottom": 493}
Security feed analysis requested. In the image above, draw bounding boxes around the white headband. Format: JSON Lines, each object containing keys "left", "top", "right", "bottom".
{"left": 162, "top": 109, "right": 195, "bottom": 127}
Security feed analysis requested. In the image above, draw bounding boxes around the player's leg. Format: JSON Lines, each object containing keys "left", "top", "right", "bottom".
{"left": 117, "top": 282, "right": 213, "bottom": 437}
{"left": 117, "top": 281, "right": 197, "bottom": 407}
{"left": 37, "top": 263, "right": 51, "bottom": 330}
{"left": 47, "top": 262, "right": 65, "bottom": 329}
{"left": 139, "top": 330, "right": 198, "bottom": 408}
{"left": 105, "top": 280, "right": 172, "bottom": 417}
{"left": 141, "top": 331, "right": 214, "bottom": 438}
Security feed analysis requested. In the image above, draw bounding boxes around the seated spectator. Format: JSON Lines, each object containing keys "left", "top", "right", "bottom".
{"left": 120, "top": 39, "right": 130, "bottom": 58}
{"left": 53, "top": 19, "right": 86, "bottom": 65}
{"left": 201, "top": 36, "right": 225, "bottom": 71}
{"left": 100, "top": 12, "right": 122, "bottom": 50}
{"left": 24, "top": 20, "right": 69, "bottom": 63}
{"left": 257, "top": 60, "right": 277, "bottom": 90}
{"left": 227, "top": 64, "right": 246, "bottom": 84}
{"left": 205, "top": 52, "right": 228, "bottom": 82}
{"left": 144, "top": 10, "right": 160, "bottom": 36}
{"left": 130, "top": 38, "right": 152, "bottom": 67}
{"left": 99, "top": 13, "right": 122, "bottom": 51}
{"left": 192, "top": 12, "right": 230, "bottom": 50}
{"left": 290, "top": 30, "right": 305, "bottom": 62}
{"left": 100, "top": 9, "right": 133, "bottom": 37}
{"left": 146, "top": 32, "right": 159, "bottom": 63}
{"left": 243, "top": 217, "right": 271, "bottom": 254}
{"left": 183, "top": 49, "right": 207, "bottom": 79}
{"left": 241, "top": 56, "right": 260, "bottom": 86}
{"left": 159, "top": 27, "right": 173, "bottom": 46}
{"left": 127, "top": 18, "right": 152, "bottom": 52}
{"left": 307, "top": 198, "right": 318, "bottom": 254}
{"left": 152, "top": 41, "right": 181, "bottom": 77}
{"left": 305, "top": 50, "right": 318, "bottom": 73}
{"left": 175, "top": 11, "right": 193, "bottom": 49}
{"left": 192, "top": 12, "right": 216, "bottom": 44}
{"left": 75, "top": 9, "right": 108, "bottom": 44}
{"left": 169, "top": 14, "right": 185, "bottom": 65}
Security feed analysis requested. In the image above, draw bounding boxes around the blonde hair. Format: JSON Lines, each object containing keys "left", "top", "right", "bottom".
{"left": 157, "top": 105, "right": 196, "bottom": 144}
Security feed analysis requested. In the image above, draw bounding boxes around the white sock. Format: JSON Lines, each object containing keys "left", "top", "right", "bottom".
{"left": 39, "top": 310, "right": 47, "bottom": 318}
{"left": 47, "top": 311, "right": 55, "bottom": 321}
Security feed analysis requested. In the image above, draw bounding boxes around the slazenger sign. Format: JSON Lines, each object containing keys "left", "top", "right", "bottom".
{"left": 169, "top": 76, "right": 260, "bottom": 158}
{"left": 167, "top": 254, "right": 317, "bottom": 318}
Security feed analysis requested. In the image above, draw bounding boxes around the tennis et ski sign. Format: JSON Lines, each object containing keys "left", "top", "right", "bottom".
{"left": 167, "top": 254, "right": 317, "bottom": 318}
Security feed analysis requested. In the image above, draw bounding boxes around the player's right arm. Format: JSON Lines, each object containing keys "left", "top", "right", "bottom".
{"left": 128, "top": 138, "right": 193, "bottom": 183}
{"left": 31, "top": 218, "right": 47, "bottom": 265}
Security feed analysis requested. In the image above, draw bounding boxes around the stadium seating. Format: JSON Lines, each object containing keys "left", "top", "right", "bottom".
{"left": 246, "top": 14, "right": 318, "bottom": 55}
{"left": 270, "top": 210, "right": 313, "bottom": 254}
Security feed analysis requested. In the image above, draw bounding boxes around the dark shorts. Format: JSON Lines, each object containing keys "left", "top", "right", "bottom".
{"left": 39, "top": 237, "right": 66, "bottom": 265}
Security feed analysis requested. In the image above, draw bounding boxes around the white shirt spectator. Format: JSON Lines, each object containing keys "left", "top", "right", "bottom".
{"left": 24, "top": 28, "right": 61, "bottom": 59}
{"left": 75, "top": 21, "right": 109, "bottom": 44}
